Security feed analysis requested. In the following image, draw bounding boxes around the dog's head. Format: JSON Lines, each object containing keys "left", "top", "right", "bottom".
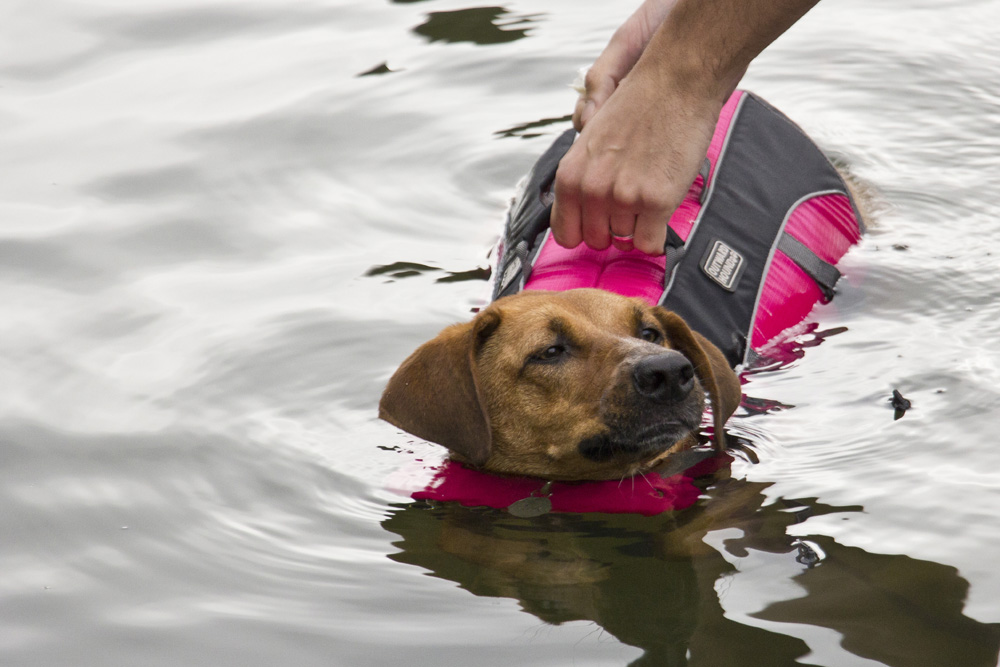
{"left": 380, "top": 288, "right": 741, "bottom": 480}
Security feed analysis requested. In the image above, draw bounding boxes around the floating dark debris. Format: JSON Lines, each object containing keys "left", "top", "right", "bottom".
{"left": 890, "top": 389, "right": 912, "bottom": 420}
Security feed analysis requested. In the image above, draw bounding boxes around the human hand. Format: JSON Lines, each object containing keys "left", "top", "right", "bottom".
{"left": 553, "top": 68, "right": 722, "bottom": 255}
{"left": 554, "top": 0, "right": 811, "bottom": 254}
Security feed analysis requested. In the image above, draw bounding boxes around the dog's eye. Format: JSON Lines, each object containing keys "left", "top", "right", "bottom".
{"left": 532, "top": 344, "right": 567, "bottom": 363}
{"left": 639, "top": 327, "right": 663, "bottom": 344}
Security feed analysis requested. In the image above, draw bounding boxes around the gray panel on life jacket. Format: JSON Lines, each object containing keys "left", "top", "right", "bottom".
{"left": 658, "top": 94, "right": 850, "bottom": 367}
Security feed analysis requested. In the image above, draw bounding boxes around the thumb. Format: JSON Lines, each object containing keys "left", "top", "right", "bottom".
{"left": 572, "top": 66, "right": 618, "bottom": 131}
{"left": 573, "top": 97, "right": 597, "bottom": 132}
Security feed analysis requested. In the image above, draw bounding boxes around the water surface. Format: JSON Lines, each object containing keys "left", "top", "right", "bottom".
{"left": 3, "top": 1, "right": 1000, "bottom": 665}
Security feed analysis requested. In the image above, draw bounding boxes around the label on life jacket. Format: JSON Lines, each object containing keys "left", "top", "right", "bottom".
{"left": 701, "top": 239, "right": 746, "bottom": 291}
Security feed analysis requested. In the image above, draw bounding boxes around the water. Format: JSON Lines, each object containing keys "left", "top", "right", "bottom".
{"left": 3, "top": 0, "right": 1000, "bottom": 665}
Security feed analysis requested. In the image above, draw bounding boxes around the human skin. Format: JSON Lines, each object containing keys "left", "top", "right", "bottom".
{"left": 550, "top": 0, "right": 820, "bottom": 255}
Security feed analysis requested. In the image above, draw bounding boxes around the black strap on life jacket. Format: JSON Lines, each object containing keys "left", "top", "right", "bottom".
{"left": 493, "top": 92, "right": 863, "bottom": 368}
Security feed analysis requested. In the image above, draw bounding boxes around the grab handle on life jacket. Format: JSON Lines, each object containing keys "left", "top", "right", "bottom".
{"left": 776, "top": 233, "right": 841, "bottom": 302}
{"left": 664, "top": 225, "right": 687, "bottom": 279}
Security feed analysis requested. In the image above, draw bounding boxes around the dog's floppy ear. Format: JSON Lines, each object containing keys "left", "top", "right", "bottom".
{"left": 379, "top": 312, "right": 500, "bottom": 466}
{"left": 652, "top": 308, "right": 742, "bottom": 451}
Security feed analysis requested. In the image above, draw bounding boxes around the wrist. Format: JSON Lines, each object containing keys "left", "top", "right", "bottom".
{"left": 631, "top": 21, "right": 745, "bottom": 112}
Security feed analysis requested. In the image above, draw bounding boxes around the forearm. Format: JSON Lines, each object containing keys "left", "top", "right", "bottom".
{"left": 634, "top": 0, "right": 819, "bottom": 105}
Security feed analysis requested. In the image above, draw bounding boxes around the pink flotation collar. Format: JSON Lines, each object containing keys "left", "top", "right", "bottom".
{"left": 389, "top": 450, "right": 731, "bottom": 515}
{"left": 392, "top": 90, "right": 862, "bottom": 515}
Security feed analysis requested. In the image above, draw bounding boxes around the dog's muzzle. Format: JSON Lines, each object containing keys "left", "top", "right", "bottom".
{"left": 577, "top": 350, "right": 703, "bottom": 463}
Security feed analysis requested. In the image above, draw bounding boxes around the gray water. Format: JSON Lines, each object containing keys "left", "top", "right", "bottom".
{"left": 3, "top": 1, "right": 1000, "bottom": 665}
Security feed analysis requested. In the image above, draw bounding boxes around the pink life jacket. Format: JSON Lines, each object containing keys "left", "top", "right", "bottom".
{"left": 396, "top": 91, "right": 863, "bottom": 514}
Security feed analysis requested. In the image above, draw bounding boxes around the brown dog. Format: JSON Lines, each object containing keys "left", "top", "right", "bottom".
{"left": 380, "top": 288, "right": 741, "bottom": 480}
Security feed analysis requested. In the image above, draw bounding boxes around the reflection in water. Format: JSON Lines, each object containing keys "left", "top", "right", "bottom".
{"left": 756, "top": 537, "right": 999, "bottom": 667}
{"left": 493, "top": 114, "right": 574, "bottom": 140}
{"left": 357, "top": 61, "right": 393, "bottom": 77}
{"left": 384, "top": 478, "right": 1000, "bottom": 666}
{"left": 412, "top": 7, "right": 537, "bottom": 46}
{"left": 365, "top": 260, "right": 490, "bottom": 284}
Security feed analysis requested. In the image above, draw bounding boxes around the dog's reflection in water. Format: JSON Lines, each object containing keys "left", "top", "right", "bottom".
{"left": 383, "top": 475, "right": 1000, "bottom": 666}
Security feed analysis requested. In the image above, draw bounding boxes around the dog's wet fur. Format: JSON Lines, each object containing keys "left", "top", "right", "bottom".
{"left": 380, "top": 288, "right": 741, "bottom": 481}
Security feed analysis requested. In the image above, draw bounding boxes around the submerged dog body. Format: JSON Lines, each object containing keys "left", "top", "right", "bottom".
{"left": 380, "top": 288, "right": 741, "bottom": 481}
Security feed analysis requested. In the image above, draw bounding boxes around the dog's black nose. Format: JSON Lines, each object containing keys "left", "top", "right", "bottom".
{"left": 632, "top": 352, "right": 695, "bottom": 404}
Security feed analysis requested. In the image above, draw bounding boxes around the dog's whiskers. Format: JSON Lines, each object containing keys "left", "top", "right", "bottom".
{"left": 637, "top": 470, "right": 657, "bottom": 493}
{"left": 615, "top": 469, "right": 649, "bottom": 494}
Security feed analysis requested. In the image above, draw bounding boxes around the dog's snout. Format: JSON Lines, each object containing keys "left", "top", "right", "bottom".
{"left": 632, "top": 352, "right": 694, "bottom": 404}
